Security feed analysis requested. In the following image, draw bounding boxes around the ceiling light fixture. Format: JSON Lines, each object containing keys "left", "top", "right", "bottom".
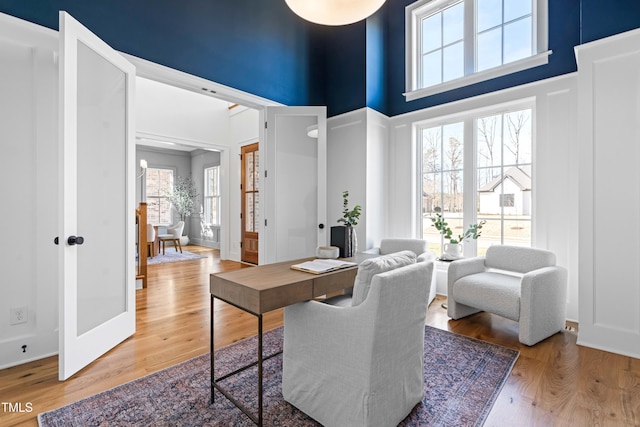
{"left": 285, "top": 0, "right": 386, "bottom": 26}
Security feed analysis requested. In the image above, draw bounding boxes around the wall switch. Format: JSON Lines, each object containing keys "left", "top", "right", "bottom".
{"left": 9, "top": 307, "right": 28, "bottom": 325}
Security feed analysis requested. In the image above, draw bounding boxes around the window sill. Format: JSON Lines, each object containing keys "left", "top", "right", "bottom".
{"left": 404, "top": 50, "right": 552, "bottom": 102}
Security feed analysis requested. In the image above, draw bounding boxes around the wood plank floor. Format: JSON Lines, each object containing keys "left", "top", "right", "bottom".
{"left": 1, "top": 246, "right": 638, "bottom": 426}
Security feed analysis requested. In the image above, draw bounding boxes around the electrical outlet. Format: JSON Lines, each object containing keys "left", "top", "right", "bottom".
{"left": 9, "top": 307, "right": 28, "bottom": 325}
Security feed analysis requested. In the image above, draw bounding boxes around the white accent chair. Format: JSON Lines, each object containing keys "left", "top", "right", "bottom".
{"left": 447, "top": 245, "right": 567, "bottom": 346}
{"left": 158, "top": 221, "right": 184, "bottom": 255}
{"left": 364, "top": 238, "right": 437, "bottom": 304}
{"left": 283, "top": 252, "right": 434, "bottom": 427}
{"left": 146, "top": 224, "right": 155, "bottom": 258}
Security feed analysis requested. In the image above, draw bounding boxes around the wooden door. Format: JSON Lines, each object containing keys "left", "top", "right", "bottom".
{"left": 241, "top": 143, "right": 259, "bottom": 264}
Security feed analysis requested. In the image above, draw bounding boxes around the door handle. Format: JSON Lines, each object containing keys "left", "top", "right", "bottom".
{"left": 54, "top": 236, "right": 59, "bottom": 245}
{"left": 318, "top": 223, "right": 324, "bottom": 229}
{"left": 67, "top": 235, "right": 85, "bottom": 246}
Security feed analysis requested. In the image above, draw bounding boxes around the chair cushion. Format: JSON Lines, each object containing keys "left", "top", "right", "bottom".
{"left": 351, "top": 250, "right": 416, "bottom": 307}
{"left": 452, "top": 272, "right": 521, "bottom": 321}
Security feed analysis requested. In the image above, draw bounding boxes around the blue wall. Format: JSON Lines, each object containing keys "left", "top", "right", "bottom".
{"left": 3, "top": 0, "right": 640, "bottom": 117}
{"left": 0, "top": 0, "right": 316, "bottom": 107}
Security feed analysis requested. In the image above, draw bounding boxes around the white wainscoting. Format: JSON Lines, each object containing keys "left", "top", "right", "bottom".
{"left": 576, "top": 28, "right": 640, "bottom": 359}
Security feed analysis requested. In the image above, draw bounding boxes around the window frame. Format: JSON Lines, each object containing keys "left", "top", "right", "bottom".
{"left": 203, "top": 165, "right": 221, "bottom": 227}
{"left": 145, "top": 166, "right": 175, "bottom": 226}
{"left": 405, "top": 0, "right": 550, "bottom": 101}
{"left": 416, "top": 100, "right": 534, "bottom": 257}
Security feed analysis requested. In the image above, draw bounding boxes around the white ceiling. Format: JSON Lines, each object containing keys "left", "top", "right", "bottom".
{"left": 135, "top": 77, "right": 233, "bottom": 152}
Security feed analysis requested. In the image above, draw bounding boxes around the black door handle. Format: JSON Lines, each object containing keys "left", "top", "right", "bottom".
{"left": 54, "top": 237, "right": 59, "bottom": 245}
{"left": 318, "top": 223, "right": 324, "bottom": 229}
{"left": 67, "top": 236, "right": 85, "bottom": 246}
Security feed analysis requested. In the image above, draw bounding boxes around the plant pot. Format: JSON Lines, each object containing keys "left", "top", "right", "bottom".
{"left": 443, "top": 243, "right": 462, "bottom": 259}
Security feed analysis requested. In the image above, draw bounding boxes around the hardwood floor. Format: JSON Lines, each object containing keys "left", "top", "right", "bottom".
{"left": 1, "top": 246, "right": 638, "bottom": 426}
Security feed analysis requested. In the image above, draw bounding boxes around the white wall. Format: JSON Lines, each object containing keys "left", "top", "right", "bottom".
{"left": 326, "top": 108, "right": 390, "bottom": 252}
{"left": 0, "top": 19, "right": 59, "bottom": 369}
{"left": 190, "top": 150, "right": 222, "bottom": 248}
{"left": 576, "top": 28, "right": 640, "bottom": 359}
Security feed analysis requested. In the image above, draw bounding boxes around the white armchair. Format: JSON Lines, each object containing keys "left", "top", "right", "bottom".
{"left": 447, "top": 245, "right": 567, "bottom": 346}
{"left": 282, "top": 259, "right": 434, "bottom": 427}
{"left": 364, "top": 238, "right": 437, "bottom": 304}
{"left": 158, "top": 221, "right": 184, "bottom": 255}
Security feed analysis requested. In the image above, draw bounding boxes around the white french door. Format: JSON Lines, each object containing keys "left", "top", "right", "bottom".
{"left": 58, "top": 12, "right": 136, "bottom": 380}
{"left": 262, "top": 106, "right": 327, "bottom": 264}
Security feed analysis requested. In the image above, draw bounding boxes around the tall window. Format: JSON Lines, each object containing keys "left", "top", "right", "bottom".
{"left": 476, "top": 109, "right": 532, "bottom": 253}
{"left": 146, "top": 168, "right": 174, "bottom": 225}
{"left": 421, "top": 122, "right": 464, "bottom": 255}
{"left": 204, "top": 166, "right": 221, "bottom": 226}
{"left": 406, "top": 0, "right": 549, "bottom": 100}
{"left": 419, "top": 106, "right": 533, "bottom": 256}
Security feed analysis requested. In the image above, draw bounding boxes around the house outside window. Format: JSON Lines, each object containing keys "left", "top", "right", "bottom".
{"left": 146, "top": 167, "right": 174, "bottom": 225}
{"left": 419, "top": 105, "right": 533, "bottom": 256}
{"left": 204, "top": 166, "right": 221, "bottom": 226}
{"left": 405, "top": 0, "right": 550, "bottom": 101}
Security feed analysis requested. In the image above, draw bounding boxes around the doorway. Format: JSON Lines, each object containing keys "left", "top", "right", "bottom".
{"left": 241, "top": 142, "right": 259, "bottom": 264}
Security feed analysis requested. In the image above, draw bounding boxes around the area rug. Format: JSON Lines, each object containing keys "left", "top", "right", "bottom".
{"left": 146, "top": 249, "right": 206, "bottom": 265}
{"left": 38, "top": 326, "right": 518, "bottom": 427}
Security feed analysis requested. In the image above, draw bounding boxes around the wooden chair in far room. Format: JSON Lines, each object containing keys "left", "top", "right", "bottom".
{"left": 158, "top": 221, "right": 184, "bottom": 255}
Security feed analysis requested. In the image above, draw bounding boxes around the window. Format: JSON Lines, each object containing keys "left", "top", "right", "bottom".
{"left": 406, "top": 0, "right": 549, "bottom": 100}
{"left": 421, "top": 122, "right": 465, "bottom": 255}
{"left": 476, "top": 108, "right": 532, "bottom": 254}
{"left": 146, "top": 168, "right": 174, "bottom": 225}
{"left": 419, "top": 105, "right": 533, "bottom": 256}
{"left": 204, "top": 166, "right": 221, "bottom": 226}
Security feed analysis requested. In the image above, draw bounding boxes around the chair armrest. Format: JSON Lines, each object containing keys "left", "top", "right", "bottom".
{"left": 519, "top": 266, "right": 568, "bottom": 345}
{"left": 521, "top": 266, "right": 568, "bottom": 304}
{"left": 447, "top": 257, "right": 486, "bottom": 288}
{"left": 417, "top": 251, "right": 436, "bottom": 263}
{"left": 362, "top": 247, "right": 381, "bottom": 255}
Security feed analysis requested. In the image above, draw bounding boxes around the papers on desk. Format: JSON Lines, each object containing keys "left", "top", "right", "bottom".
{"left": 291, "top": 259, "right": 357, "bottom": 274}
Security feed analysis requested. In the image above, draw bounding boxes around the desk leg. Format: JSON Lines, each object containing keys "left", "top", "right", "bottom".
{"left": 209, "top": 296, "right": 269, "bottom": 426}
{"left": 210, "top": 295, "right": 215, "bottom": 404}
{"left": 257, "top": 314, "right": 263, "bottom": 427}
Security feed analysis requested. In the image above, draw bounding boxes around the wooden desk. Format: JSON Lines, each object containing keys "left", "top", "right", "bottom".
{"left": 209, "top": 255, "right": 370, "bottom": 426}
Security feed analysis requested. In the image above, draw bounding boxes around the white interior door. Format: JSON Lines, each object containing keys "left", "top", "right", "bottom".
{"left": 262, "top": 106, "right": 327, "bottom": 264}
{"left": 59, "top": 11, "right": 136, "bottom": 380}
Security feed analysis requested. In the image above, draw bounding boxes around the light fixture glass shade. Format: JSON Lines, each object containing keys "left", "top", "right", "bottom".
{"left": 285, "top": 0, "right": 386, "bottom": 26}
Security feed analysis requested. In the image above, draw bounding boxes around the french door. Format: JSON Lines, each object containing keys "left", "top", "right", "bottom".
{"left": 58, "top": 12, "right": 136, "bottom": 380}
{"left": 262, "top": 106, "right": 327, "bottom": 264}
{"left": 241, "top": 143, "right": 259, "bottom": 264}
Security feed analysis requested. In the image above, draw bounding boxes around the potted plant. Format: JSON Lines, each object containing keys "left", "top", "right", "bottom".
{"left": 331, "top": 190, "right": 362, "bottom": 257}
{"left": 430, "top": 212, "right": 486, "bottom": 259}
{"left": 170, "top": 175, "right": 199, "bottom": 245}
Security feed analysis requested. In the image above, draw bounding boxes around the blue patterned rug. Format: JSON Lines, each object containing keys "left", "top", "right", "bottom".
{"left": 38, "top": 326, "right": 518, "bottom": 426}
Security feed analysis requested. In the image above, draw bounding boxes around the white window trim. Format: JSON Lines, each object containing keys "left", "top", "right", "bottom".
{"left": 204, "top": 165, "right": 221, "bottom": 226}
{"left": 405, "top": 0, "right": 550, "bottom": 102}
